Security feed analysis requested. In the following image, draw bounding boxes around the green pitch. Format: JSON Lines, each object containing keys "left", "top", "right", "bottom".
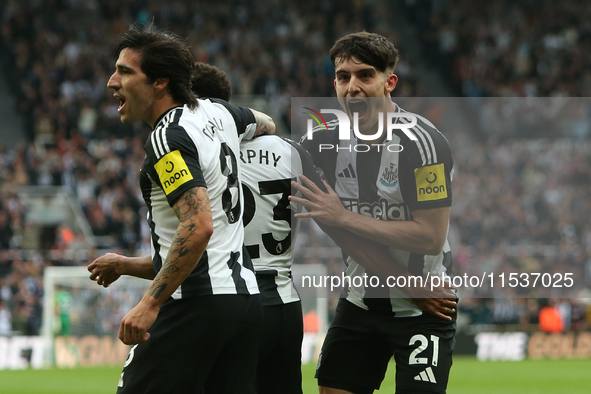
{"left": 0, "top": 357, "right": 589, "bottom": 393}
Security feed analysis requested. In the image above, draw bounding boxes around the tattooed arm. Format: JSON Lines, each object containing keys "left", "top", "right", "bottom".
{"left": 250, "top": 109, "right": 276, "bottom": 136}
{"left": 118, "top": 186, "right": 213, "bottom": 345}
{"left": 145, "top": 186, "right": 213, "bottom": 301}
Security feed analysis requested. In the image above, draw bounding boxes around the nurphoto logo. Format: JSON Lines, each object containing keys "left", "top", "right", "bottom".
{"left": 303, "top": 108, "right": 418, "bottom": 153}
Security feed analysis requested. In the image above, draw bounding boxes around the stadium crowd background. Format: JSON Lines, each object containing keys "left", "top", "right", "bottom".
{"left": 0, "top": 0, "right": 590, "bottom": 337}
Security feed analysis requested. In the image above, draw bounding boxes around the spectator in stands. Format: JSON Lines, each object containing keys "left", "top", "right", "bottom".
{"left": 0, "top": 299, "right": 11, "bottom": 336}
{"left": 406, "top": 0, "right": 591, "bottom": 98}
{"left": 0, "top": 0, "right": 590, "bottom": 339}
{"left": 0, "top": 210, "right": 13, "bottom": 249}
{"left": 538, "top": 299, "right": 565, "bottom": 333}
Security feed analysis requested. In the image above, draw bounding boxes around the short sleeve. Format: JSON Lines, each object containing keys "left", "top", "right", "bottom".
{"left": 209, "top": 98, "right": 257, "bottom": 140}
{"left": 144, "top": 124, "right": 207, "bottom": 206}
{"left": 399, "top": 134, "right": 453, "bottom": 211}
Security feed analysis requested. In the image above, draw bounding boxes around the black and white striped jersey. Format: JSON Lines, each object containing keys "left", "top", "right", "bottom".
{"left": 139, "top": 98, "right": 259, "bottom": 299}
{"left": 240, "top": 135, "right": 323, "bottom": 306}
{"left": 301, "top": 104, "right": 454, "bottom": 315}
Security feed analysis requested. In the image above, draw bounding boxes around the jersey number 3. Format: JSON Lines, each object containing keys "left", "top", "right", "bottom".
{"left": 242, "top": 178, "right": 293, "bottom": 258}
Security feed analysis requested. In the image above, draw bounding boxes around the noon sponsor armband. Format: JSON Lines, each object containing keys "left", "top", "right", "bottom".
{"left": 414, "top": 163, "right": 447, "bottom": 202}
{"left": 154, "top": 150, "right": 194, "bottom": 195}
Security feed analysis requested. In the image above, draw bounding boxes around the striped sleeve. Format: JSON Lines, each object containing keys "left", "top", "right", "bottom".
{"left": 209, "top": 98, "right": 257, "bottom": 140}
{"left": 144, "top": 123, "right": 206, "bottom": 206}
{"left": 398, "top": 114, "right": 453, "bottom": 211}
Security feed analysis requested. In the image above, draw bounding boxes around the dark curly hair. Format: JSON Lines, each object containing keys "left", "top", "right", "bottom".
{"left": 330, "top": 31, "right": 399, "bottom": 73}
{"left": 191, "top": 62, "right": 232, "bottom": 102}
{"left": 114, "top": 24, "right": 198, "bottom": 109}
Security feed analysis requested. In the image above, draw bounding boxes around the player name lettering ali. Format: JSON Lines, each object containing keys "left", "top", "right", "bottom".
{"left": 202, "top": 118, "right": 224, "bottom": 140}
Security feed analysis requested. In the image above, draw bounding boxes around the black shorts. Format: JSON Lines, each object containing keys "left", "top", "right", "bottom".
{"left": 316, "top": 299, "right": 456, "bottom": 394}
{"left": 117, "top": 294, "right": 263, "bottom": 394}
{"left": 256, "top": 301, "right": 303, "bottom": 394}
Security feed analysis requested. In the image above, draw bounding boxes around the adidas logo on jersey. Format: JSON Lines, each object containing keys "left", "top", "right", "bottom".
{"left": 337, "top": 163, "right": 356, "bottom": 179}
{"left": 414, "top": 367, "right": 437, "bottom": 383}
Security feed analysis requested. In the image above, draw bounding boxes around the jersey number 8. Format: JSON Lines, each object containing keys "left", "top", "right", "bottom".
{"left": 219, "top": 142, "right": 241, "bottom": 224}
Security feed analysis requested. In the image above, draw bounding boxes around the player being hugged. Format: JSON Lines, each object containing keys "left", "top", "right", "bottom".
{"left": 192, "top": 61, "right": 322, "bottom": 394}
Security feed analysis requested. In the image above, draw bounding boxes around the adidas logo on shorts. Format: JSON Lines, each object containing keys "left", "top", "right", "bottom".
{"left": 414, "top": 367, "right": 437, "bottom": 383}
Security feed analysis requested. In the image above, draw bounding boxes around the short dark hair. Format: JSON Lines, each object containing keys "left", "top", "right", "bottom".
{"left": 330, "top": 32, "right": 399, "bottom": 73}
{"left": 114, "top": 24, "right": 197, "bottom": 109}
{"left": 191, "top": 62, "right": 232, "bottom": 102}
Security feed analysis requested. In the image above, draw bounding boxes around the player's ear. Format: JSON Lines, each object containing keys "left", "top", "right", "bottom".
{"left": 385, "top": 73, "right": 398, "bottom": 94}
{"left": 153, "top": 77, "right": 170, "bottom": 94}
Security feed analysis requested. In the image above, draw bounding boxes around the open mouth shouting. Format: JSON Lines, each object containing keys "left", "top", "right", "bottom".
{"left": 348, "top": 99, "right": 368, "bottom": 119}
{"left": 115, "top": 94, "right": 127, "bottom": 113}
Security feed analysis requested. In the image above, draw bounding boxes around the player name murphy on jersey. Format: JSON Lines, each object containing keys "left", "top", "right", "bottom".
{"left": 240, "top": 149, "right": 282, "bottom": 167}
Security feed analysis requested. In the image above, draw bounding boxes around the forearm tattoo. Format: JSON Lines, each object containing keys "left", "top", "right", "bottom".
{"left": 147, "top": 187, "right": 210, "bottom": 300}
{"left": 149, "top": 283, "right": 167, "bottom": 299}
{"left": 254, "top": 112, "right": 276, "bottom": 136}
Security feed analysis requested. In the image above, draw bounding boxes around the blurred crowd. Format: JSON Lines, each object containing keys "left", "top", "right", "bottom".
{"left": 405, "top": 0, "right": 591, "bottom": 97}
{"left": 53, "top": 284, "right": 144, "bottom": 337}
{"left": 452, "top": 136, "right": 591, "bottom": 293}
{"left": 0, "top": 0, "right": 590, "bottom": 336}
{"left": 0, "top": 0, "right": 418, "bottom": 143}
{"left": 0, "top": 0, "right": 418, "bottom": 336}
